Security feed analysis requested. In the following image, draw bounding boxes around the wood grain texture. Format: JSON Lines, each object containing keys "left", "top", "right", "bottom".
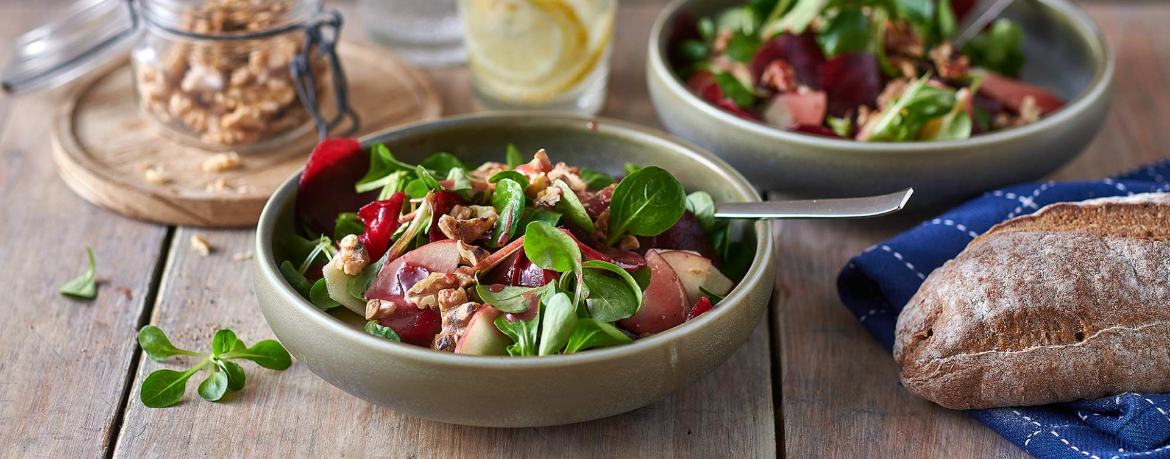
{"left": 51, "top": 42, "right": 440, "bottom": 228}
{"left": 0, "top": 68, "right": 169, "bottom": 458}
{"left": 775, "top": 3, "right": 1170, "bottom": 457}
{"left": 112, "top": 1, "right": 776, "bottom": 458}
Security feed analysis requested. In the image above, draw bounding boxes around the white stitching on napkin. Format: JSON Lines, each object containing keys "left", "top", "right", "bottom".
{"left": 880, "top": 245, "right": 925, "bottom": 280}
{"left": 931, "top": 218, "right": 981, "bottom": 238}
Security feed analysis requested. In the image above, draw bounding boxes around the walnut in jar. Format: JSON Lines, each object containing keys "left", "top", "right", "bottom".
{"left": 132, "top": 0, "right": 330, "bottom": 149}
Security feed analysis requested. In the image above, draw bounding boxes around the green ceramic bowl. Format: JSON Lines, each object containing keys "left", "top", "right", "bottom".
{"left": 648, "top": 0, "right": 1114, "bottom": 207}
{"left": 253, "top": 113, "right": 776, "bottom": 427}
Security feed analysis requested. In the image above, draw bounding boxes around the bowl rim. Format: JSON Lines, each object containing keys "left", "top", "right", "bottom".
{"left": 646, "top": 0, "right": 1115, "bottom": 154}
{"left": 254, "top": 112, "right": 776, "bottom": 370}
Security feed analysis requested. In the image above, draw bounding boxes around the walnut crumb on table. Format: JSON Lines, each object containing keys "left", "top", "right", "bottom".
{"left": 231, "top": 251, "right": 253, "bottom": 262}
{"left": 144, "top": 166, "right": 170, "bottom": 185}
{"left": 201, "top": 152, "right": 243, "bottom": 173}
{"left": 190, "top": 235, "right": 212, "bottom": 256}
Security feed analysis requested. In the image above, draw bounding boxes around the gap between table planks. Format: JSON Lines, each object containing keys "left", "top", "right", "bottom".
{"left": 110, "top": 1, "right": 777, "bottom": 458}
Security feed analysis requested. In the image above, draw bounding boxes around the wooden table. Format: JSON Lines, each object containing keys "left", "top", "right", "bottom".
{"left": 1, "top": 0, "right": 1166, "bottom": 457}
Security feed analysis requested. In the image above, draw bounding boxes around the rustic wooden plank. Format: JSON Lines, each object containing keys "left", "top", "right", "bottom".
{"left": 0, "top": 58, "right": 170, "bottom": 459}
{"left": 112, "top": 0, "right": 776, "bottom": 457}
{"left": 775, "top": 3, "right": 1170, "bottom": 457}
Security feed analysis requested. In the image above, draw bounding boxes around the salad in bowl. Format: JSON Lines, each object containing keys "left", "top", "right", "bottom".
{"left": 670, "top": 0, "right": 1065, "bottom": 141}
{"left": 277, "top": 137, "right": 746, "bottom": 357}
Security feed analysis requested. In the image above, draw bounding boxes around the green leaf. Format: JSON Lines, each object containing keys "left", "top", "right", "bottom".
{"left": 538, "top": 292, "right": 577, "bottom": 356}
{"left": 140, "top": 363, "right": 204, "bottom": 408}
{"left": 420, "top": 152, "right": 465, "bottom": 177}
{"left": 936, "top": 0, "right": 956, "bottom": 42}
{"left": 222, "top": 340, "right": 292, "bottom": 371}
{"left": 363, "top": 320, "right": 402, "bottom": 342}
{"left": 197, "top": 367, "right": 229, "bottom": 402}
{"left": 475, "top": 284, "right": 552, "bottom": 314}
{"left": 699, "top": 285, "right": 727, "bottom": 304}
{"left": 715, "top": 6, "right": 761, "bottom": 36}
{"left": 697, "top": 17, "right": 716, "bottom": 42}
{"left": 827, "top": 116, "right": 852, "bottom": 138}
{"left": 631, "top": 266, "right": 652, "bottom": 292}
{"left": 310, "top": 278, "right": 342, "bottom": 310}
{"left": 606, "top": 166, "right": 688, "bottom": 246}
{"left": 494, "top": 306, "right": 541, "bottom": 356}
{"left": 281, "top": 234, "right": 333, "bottom": 271}
{"left": 333, "top": 212, "right": 364, "bottom": 241}
{"left": 415, "top": 165, "right": 443, "bottom": 192}
{"left": 564, "top": 319, "right": 633, "bottom": 353}
{"left": 894, "top": 0, "right": 933, "bottom": 28}
{"left": 517, "top": 208, "right": 562, "bottom": 229}
{"left": 678, "top": 39, "right": 709, "bottom": 63}
{"left": 552, "top": 179, "right": 595, "bottom": 233}
{"left": 817, "top": 6, "right": 870, "bottom": 57}
{"left": 60, "top": 247, "right": 97, "bottom": 299}
{"left": 685, "top": 191, "right": 716, "bottom": 233}
{"left": 404, "top": 178, "right": 430, "bottom": 199}
{"left": 490, "top": 178, "right": 526, "bottom": 247}
{"left": 623, "top": 162, "right": 642, "bottom": 176}
{"left": 505, "top": 143, "right": 525, "bottom": 169}
{"left": 580, "top": 268, "right": 640, "bottom": 322}
{"left": 523, "top": 221, "right": 582, "bottom": 273}
{"left": 357, "top": 144, "right": 415, "bottom": 191}
{"left": 445, "top": 167, "right": 473, "bottom": 192}
{"left": 579, "top": 168, "right": 615, "bottom": 189}
{"left": 724, "top": 32, "right": 762, "bottom": 63}
{"left": 963, "top": 19, "right": 1025, "bottom": 77}
{"left": 211, "top": 329, "right": 240, "bottom": 356}
{"left": 782, "top": 0, "right": 827, "bottom": 35}
{"left": 864, "top": 74, "right": 958, "bottom": 142}
{"left": 712, "top": 72, "right": 756, "bottom": 108}
{"left": 138, "top": 325, "right": 200, "bottom": 361}
{"left": 279, "top": 261, "right": 313, "bottom": 299}
{"left": 348, "top": 252, "right": 386, "bottom": 302}
{"left": 218, "top": 359, "right": 246, "bottom": 391}
{"left": 489, "top": 170, "right": 530, "bottom": 189}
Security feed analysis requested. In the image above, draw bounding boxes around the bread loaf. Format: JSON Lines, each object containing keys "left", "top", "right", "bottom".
{"left": 894, "top": 193, "right": 1170, "bottom": 410}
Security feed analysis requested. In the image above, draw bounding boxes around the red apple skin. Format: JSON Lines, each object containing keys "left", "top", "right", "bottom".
{"left": 977, "top": 71, "right": 1064, "bottom": 115}
{"left": 618, "top": 250, "right": 690, "bottom": 335}
{"left": 454, "top": 306, "right": 511, "bottom": 355}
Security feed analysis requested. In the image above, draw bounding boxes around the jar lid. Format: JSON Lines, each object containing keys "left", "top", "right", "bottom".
{"left": 2, "top": 0, "right": 139, "bottom": 94}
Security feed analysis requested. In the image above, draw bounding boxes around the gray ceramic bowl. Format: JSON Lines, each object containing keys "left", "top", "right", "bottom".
{"left": 253, "top": 113, "right": 776, "bottom": 427}
{"left": 648, "top": 0, "right": 1114, "bottom": 207}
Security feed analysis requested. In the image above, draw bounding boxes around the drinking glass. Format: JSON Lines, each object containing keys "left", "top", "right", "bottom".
{"left": 362, "top": 0, "right": 466, "bottom": 67}
{"left": 457, "top": 0, "right": 616, "bottom": 114}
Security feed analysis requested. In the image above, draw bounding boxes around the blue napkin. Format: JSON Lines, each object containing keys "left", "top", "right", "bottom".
{"left": 837, "top": 159, "right": 1170, "bottom": 459}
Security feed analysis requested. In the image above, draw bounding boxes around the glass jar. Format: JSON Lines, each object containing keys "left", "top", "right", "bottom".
{"left": 2, "top": 0, "right": 356, "bottom": 151}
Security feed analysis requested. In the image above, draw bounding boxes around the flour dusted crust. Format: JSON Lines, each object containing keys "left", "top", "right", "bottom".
{"left": 893, "top": 193, "right": 1170, "bottom": 409}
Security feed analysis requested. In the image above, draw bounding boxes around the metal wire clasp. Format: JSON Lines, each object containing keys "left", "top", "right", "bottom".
{"left": 291, "top": 8, "right": 359, "bottom": 141}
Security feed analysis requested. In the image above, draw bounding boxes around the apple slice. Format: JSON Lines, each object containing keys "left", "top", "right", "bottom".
{"left": 618, "top": 250, "right": 689, "bottom": 335}
{"left": 455, "top": 306, "right": 511, "bottom": 355}
{"left": 403, "top": 239, "right": 461, "bottom": 273}
{"left": 655, "top": 249, "right": 736, "bottom": 306}
{"left": 322, "top": 262, "right": 366, "bottom": 315}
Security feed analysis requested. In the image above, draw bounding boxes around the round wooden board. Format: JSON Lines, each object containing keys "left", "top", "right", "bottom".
{"left": 52, "top": 41, "right": 441, "bottom": 227}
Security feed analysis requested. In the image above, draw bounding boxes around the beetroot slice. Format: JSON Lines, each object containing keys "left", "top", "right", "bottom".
{"left": 357, "top": 193, "right": 406, "bottom": 261}
{"left": 821, "top": 52, "right": 884, "bottom": 118}
{"left": 296, "top": 138, "right": 375, "bottom": 235}
{"left": 366, "top": 258, "right": 442, "bottom": 347}
{"left": 750, "top": 33, "right": 826, "bottom": 90}
{"left": 637, "top": 212, "right": 717, "bottom": 261}
{"left": 377, "top": 307, "right": 442, "bottom": 347}
{"left": 557, "top": 228, "right": 648, "bottom": 271}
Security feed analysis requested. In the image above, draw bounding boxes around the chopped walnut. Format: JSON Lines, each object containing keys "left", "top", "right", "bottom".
{"left": 437, "top": 288, "right": 470, "bottom": 312}
{"left": 885, "top": 22, "right": 925, "bottom": 58}
{"left": 535, "top": 186, "right": 563, "bottom": 208}
{"left": 928, "top": 42, "right": 970, "bottom": 80}
{"left": 712, "top": 29, "right": 733, "bottom": 54}
{"left": 469, "top": 161, "right": 509, "bottom": 181}
{"left": 332, "top": 235, "right": 369, "bottom": 276}
{"left": 431, "top": 302, "right": 482, "bottom": 352}
{"left": 438, "top": 205, "right": 497, "bottom": 243}
{"left": 190, "top": 235, "right": 212, "bottom": 256}
{"left": 366, "top": 299, "right": 397, "bottom": 320}
{"left": 877, "top": 79, "right": 910, "bottom": 110}
{"left": 457, "top": 240, "right": 489, "bottom": 266}
{"left": 856, "top": 105, "right": 874, "bottom": 128}
{"left": 1017, "top": 96, "right": 1041, "bottom": 126}
{"left": 617, "top": 235, "right": 640, "bottom": 251}
{"left": 889, "top": 56, "right": 919, "bottom": 79}
{"left": 760, "top": 60, "right": 798, "bottom": 93}
{"left": 592, "top": 207, "right": 610, "bottom": 242}
{"left": 201, "top": 151, "right": 242, "bottom": 173}
{"left": 144, "top": 167, "right": 170, "bottom": 185}
{"left": 547, "top": 162, "right": 588, "bottom": 192}
{"left": 406, "top": 272, "right": 475, "bottom": 309}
